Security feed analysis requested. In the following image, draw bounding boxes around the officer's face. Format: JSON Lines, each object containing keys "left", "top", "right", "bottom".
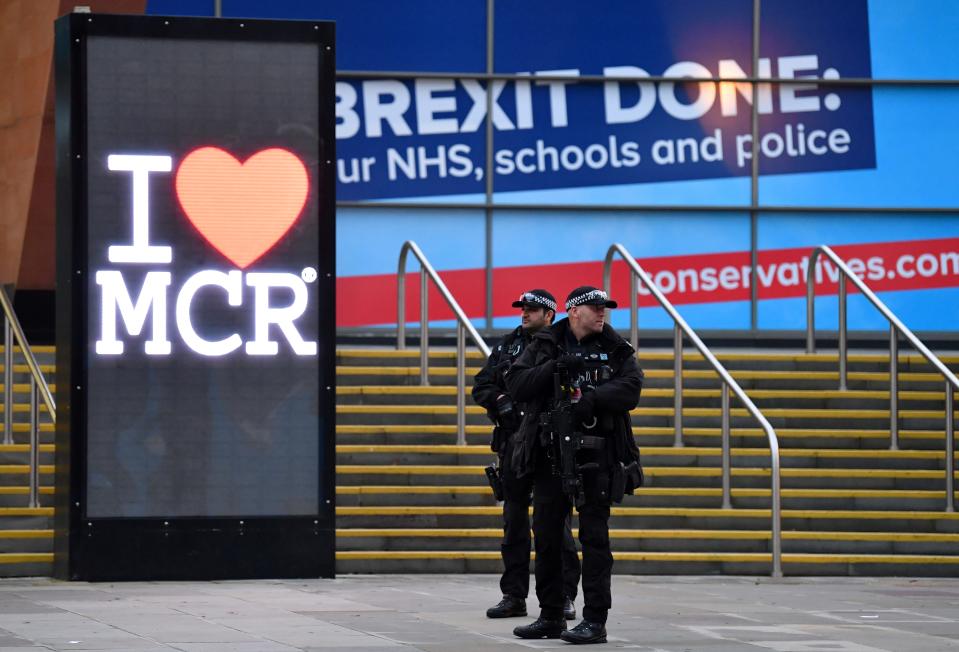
{"left": 571, "top": 303, "right": 606, "bottom": 334}
{"left": 521, "top": 305, "right": 551, "bottom": 332}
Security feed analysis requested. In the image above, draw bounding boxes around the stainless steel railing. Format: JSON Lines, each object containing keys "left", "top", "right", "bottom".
{"left": 603, "top": 243, "right": 783, "bottom": 577}
{"left": 397, "top": 241, "right": 490, "bottom": 445}
{"left": 0, "top": 286, "right": 55, "bottom": 508}
{"left": 806, "top": 245, "right": 957, "bottom": 511}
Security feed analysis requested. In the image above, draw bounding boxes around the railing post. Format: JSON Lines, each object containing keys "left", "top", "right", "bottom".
{"left": 838, "top": 272, "right": 847, "bottom": 391}
{"left": 770, "top": 440, "right": 783, "bottom": 578}
{"left": 947, "top": 382, "right": 955, "bottom": 513}
{"left": 420, "top": 269, "right": 429, "bottom": 386}
{"left": 806, "top": 255, "right": 816, "bottom": 354}
{"left": 0, "top": 318, "right": 13, "bottom": 444}
{"left": 889, "top": 325, "right": 899, "bottom": 451}
{"left": 629, "top": 274, "right": 637, "bottom": 351}
{"left": 456, "top": 323, "right": 466, "bottom": 446}
{"left": 397, "top": 247, "right": 407, "bottom": 350}
{"left": 673, "top": 324, "right": 683, "bottom": 447}
{"left": 721, "top": 383, "right": 731, "bottom": 509}
{"left": 3, "top": 316, "right": 12, "bottom": 445}
{"left": 29, "top": 378, "right": 39, "bottom": 508}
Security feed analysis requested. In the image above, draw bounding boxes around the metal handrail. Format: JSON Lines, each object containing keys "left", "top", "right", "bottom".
{"left": 0, "top": 286, "right": 55, "bottom": 508}
{"left": 397, "top": 241, "right": 490, "bottom": 445}
{"left": 603, "top": 243, "right": 783, "bottom": 577}
{"left": 806, "top": 245, "right": 957, "bottom": 511}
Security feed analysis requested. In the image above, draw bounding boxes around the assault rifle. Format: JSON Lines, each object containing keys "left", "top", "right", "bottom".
{"left": 539, "top": 362, "right": 598, "bottom": 508}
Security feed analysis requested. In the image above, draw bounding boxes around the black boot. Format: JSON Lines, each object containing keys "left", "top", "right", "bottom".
{"left": 560, "top": 619, "right": 607, "bottom": 644}
{"left": 486, "top": 595, "right": 526, "bottom": 618}
{"left": 564, "top": 597, "right": 576, "bottom": 620}
{"left": 513, "top": 617, "right": 567, "bottom": 639}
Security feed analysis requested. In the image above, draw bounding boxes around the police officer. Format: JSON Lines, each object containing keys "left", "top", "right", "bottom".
{"left": 506, "top": 286, "right": 643, "bottom": 644}
{"left": 472, "top": 289, "right": 580, "bottom": 621}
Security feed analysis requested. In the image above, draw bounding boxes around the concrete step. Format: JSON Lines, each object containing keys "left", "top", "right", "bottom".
{"left": 334, "top": 424, "right": 952, "bottom": 451}
{"left": 336, "top": 527, "right": 959, "bottom": 556}
{"left": 333, "top": 444, "right": 953, "bottom": 471}
{"left": 336, "top": 463, "right": 959, "bottom": 490}
{"left": 0, "top": 529, "right": 52, "bottom": 553}
{"left": 335, "top": 348, "right": 959, "bottom": 374}
{"left": 332, "top": 550, "right": 959, "bottom": 576}
{"left": 334, "top": 505, "right": 959, "bottom": 533}
{"left": 333, "top": 484, "right": 958, "bottom": 511}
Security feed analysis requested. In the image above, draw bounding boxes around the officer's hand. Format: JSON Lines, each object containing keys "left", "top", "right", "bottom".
{"left": 573, "top": 390, "right": 597, "bottom": 426}
{"left": 495, "top": 394, "right": 518, "bottom": 429}
{"left": 557, "top": 354, "right": 585, "bottom": 376}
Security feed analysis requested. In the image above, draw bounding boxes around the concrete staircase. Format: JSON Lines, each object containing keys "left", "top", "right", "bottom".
{"left": 0, "top": 345, "right": 55, "bottom": 577}
{"left": 1, "top": 344, "right": 958, "bottom": 577}
{"left": 336, "top": 347, "right": 959, "bottom": 576}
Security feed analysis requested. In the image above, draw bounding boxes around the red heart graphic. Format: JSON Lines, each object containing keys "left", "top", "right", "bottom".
{"left": 175, "top": 147, "right": 309, "bottom": 269}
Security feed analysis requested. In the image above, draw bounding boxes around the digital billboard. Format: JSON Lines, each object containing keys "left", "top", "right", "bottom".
{"left": 55, "top": 14, "right": 336, "bottom": 580}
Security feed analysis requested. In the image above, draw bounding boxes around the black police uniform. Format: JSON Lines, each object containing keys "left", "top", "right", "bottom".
{"left": 506, "top": 318, "right": 643, "bottom": 626}
{"left": 472, "top": 325, "right": 581, "bottom": 604}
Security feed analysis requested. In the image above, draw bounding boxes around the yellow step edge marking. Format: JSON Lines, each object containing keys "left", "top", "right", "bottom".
{"left": 336, "top": 425, "right": 491, "bottom": 434}
{"left": 337, "top": 366, "right": 482, "bottom": 376}
{"left": 334, "top": 528, "right": 959, "bottom": 543}
{"left": 335, "top": 348, "right": 959, "bottom": 365}
{"left": 0, "top": 424, "right": 55, "bottom": 433}
{"left": 333, "top": 485, "right": 956, "bottom": 499}
{"left": 0, "top": 553, "right": 54, "bottom": 565}
{"left": 334, "top": 444, "right": 947, "bottom": 459}
{"left": 0, "top": 345, "right": 56, "bottom": 354}
{"left": 337, "top": 465, "right": 485, "bottom": 474}
{"left": 0, "top": 487, "right": 55, "bottom": 495}
{"left": 0, "top": 465, "right": 55, "bottom": 474}
{"left": 336, "top": 366, "right": 952, "bottom": 382}
{"left": 334, "top": 506, "right": 959, "bottom": 520}
{"left": 0, "top": 365, "right": 56, "bottom": 374}
{"left": 337, "top": 386, "right": 469, "bottom": 395}
{"left": 337, "top": 485, "right": 491, "bottom": 495}
{"left": 0, "top": 530, "right": 53, "bottom": 539}
{"left": 334, "top": 465, "right": 959, "bottom": 479}
{"left": 333, "top": 425, "right": 949, "bottom": 440}
{"left": 0, "top": 444, "right": 55, "bottom": 453}
{"left": 0, "top": 405, "right": 52, "bottom": 414}
{"left": 335, "top": 386, "right": 949, "bottom": 401}
{"left": 334, "top": 404, "right": 959, "bottom": 419}
{"left": 332, "top": 551, "right": 959, "bottom": 564}
{"left": 0, "top": 384, "right": 57, "bottom": 393}
{"left": 0, "top": 507, "right": 54, "bottom": 516}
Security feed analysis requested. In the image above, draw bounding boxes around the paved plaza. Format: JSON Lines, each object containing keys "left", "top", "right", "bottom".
{"left": 0, "top": 575, "right": 957, "bottom": 651}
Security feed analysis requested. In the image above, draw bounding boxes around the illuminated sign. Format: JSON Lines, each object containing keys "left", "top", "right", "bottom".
{"left": 94, "top": 151, "right": 317, "bottom": 357}
{"left": 54, "top": 14, "right": 335, "bottom": 581}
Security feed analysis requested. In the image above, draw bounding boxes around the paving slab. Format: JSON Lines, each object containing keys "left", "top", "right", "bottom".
{"left": 0, "top": 575, "right": 957, "bottom": 650}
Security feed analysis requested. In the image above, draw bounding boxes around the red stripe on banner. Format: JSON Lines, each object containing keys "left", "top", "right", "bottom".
{"left": 336, "top": 237, "right": 959, "bottom": 327}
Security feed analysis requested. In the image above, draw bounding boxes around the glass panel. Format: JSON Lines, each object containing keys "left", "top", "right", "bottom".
{"left": 757, "top": 212, "right": 959, "bottom": 331}
{"left": 868, "top": 0, "right": 959, "bottom": 79}
{"left": 336, "top": 207, "right": 486, "bottom": 329}
{"left": 760, "top": 87, "right": 959, "bottom": 207}
{"left": 492, "top": 210, "right": 751, "bottom": 330}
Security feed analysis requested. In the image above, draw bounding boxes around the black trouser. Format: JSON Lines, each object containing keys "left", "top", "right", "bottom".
{"left": 532, "top": 468, "right": 612, "bottom": 624}
{"left": 499, "top": 442, "right": 580, "bottom": 600}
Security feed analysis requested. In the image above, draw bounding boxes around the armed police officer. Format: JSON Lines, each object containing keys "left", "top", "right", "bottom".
{"left": 505, "top": 286, "right": 643, "bottom": 645}
{"left": 472, "top": 289, "right": 580, "bottom": 621}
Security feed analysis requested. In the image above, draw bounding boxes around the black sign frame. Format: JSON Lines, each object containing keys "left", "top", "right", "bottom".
{"left": 54, "top": 13, "right": 336, "bottom": 581}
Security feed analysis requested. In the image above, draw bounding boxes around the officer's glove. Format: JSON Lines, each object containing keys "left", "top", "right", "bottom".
{"left": 573, "top": 389, "right": 597, "bottom": 428}
{"left": 557, "top": 354, "right": 586, "bottom": 377}
{"left": 495, "top": 394, "right": 518, "bottom": 430}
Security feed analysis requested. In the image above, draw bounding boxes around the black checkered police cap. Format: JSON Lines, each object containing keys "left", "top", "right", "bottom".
{"left": 565, "top": 286, "right": 618, "bottom": 310}
{"left": 511, "top": 289, "right": 557, "bottom": 312}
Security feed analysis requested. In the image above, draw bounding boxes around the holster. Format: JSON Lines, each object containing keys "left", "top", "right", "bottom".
{"left": 624, "top": 460, "right": 643, "bottom": 493}
{"left": 490, "top": 425, "right": 506, "bottom": 453}
{"left": 485, "top": 462, "right": 504, "bottom": 501}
